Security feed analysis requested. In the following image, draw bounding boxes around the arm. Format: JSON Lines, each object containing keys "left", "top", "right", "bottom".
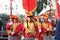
{"left": 35, "top": 24, "right": 39, "bottom": 38}
{"left": 11, "top": 24, "right": 21, "bottom": 35}
{"left": 21, "top": 23, "right": 25, "bottom": 37}
{"left": 6, "top": 23, "right": 11, "bottom": 35}
{"left": 49, "top": 23, "right": 53, "bottom": 31}
{"left": 6, "top": 23, "right": 10, "bottom": 30}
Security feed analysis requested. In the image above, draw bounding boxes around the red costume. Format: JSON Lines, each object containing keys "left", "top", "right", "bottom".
{"left": 13, "top": 22, "right": 39, "bottom": 39}
{"left": 35, "top": 21, "right": 43, "bottom": 40}
{"left": 6, "top": 23, "right": 12, "bottom": 36}
{"left": 22, "top": 22, "right": 36, "bottom": 38}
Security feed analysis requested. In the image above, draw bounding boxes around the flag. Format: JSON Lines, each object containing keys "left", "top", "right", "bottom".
{"left": 55, "top": 0, "right": 59, "bottom": 20}
{"left": 22, "top": 0, "right": 37, "bottom": 16}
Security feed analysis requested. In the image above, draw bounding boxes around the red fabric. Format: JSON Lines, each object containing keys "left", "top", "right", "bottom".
{"left": 6, "top": 23, "right": 12, "bottom": 36}
{"left": 35, "top": 25, "right": 43, "bottom": 40}
{"left": 37, "top": 34, "right": 43, "bottom": 40}
{"left": 55, "top": 10, "right": 59, "bottom": 20}
{"left": 14, "top": 24, "right": 22, "bottom": 35}
{"left": 6, "top": 23, "right": 10, "bottom": 30}
{"left": 55, "top": 0, "right": 60, "bottom": 20}
{"left": 21, "top": 23, "right": 25, "bottom": 37}
{"left": 22, "top": 23, "right": 37, "bottom": 38}
{"left": 42, "top": 26, "right": 47, "bottom": 33}
{"left": 22, "top": 0, "right": 36, "bottom": 12}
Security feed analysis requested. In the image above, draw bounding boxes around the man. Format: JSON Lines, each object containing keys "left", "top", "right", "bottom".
{"left": 6, "top": 15, "right": 20, "bottom": 40}
{"left": 42, "top": 14, "right": 53, "bottom": 40}
{"left": 12, "top": 16, "right": 38, "bottom": 40}
{"left": 22, "top": 16, "right": 36, "bottom": 40}
{"left": 6, "top": 18, "right": 13, "bottom": 40}
{"left": 35, "top": 16, "right": 43, "bottom": 40}
{"left": 11, "top": 16, "right": 21, "bottom": 40}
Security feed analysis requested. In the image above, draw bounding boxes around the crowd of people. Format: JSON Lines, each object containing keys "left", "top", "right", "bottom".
{"left": 6, "top": 14, "right": 56, "bottom": 40}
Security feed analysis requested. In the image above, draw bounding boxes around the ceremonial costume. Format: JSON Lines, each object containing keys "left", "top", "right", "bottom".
{"left": 22, "top": 21, "right": 36, "bottom": 40}
{"left": 6, "top": 15, "right": 20, "bottom": 40}
{"left": 6, "top": 21, "right": 13, "bottom": 40}
{"left": 41, "top": 14, "right": 53, "bottom": 40}
{"left": 36, "top": 21, "right": 43, "bottom": 40}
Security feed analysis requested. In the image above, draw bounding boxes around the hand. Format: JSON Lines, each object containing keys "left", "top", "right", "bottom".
{"left": 48, "top": 19, "right": 51, "bottom": 22}
{"left": 47, "top": 28, "right": 50, "bottom": 31}
{"left": 9, "top": 22, "right": 13, "bottom": 26}
{"left": 39, "top": 29, "right": 41, "bottom": 32}
{"left": 21, "top": 36, "right": 25, "bottom": 40}
{"left": 11, "top": 31, "right": 14, "bottom": 35}
{"left": 53, "top": 27, "right": 56, "bottom": 31}
{"left": 35, "top": 38, "right": 38, "bottom": 40}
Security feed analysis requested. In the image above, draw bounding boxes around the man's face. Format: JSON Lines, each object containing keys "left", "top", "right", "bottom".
{"left": 10, "top": 19, "right": 12, "bottom": 22}
{"left": 13, "top": 19, "right": 17, "bottom": 23}
{"left": 27, "top": 17, "right": 30, "bottom": 22}
{"left": 44, "top": 19, "right": 48, "bottom": 22}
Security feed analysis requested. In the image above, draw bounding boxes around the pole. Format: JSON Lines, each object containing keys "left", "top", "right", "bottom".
{"left": 50, "top": 0, "right": 52, "bottom": 14}
{"left": 10, "top": 0, "right": 12, "bottom": 16}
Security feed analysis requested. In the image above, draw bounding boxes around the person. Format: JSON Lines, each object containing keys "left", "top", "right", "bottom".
{"left": 42, "top": 14, "right": 53, "bottom": 40}
{"left": 6, "top": 15, "right": 20, "bottom": 40}
{"left": 11, "top": 19, "right": 21, "bottom": 40}
{"left": 11, "top": 16, "right": 20, "bottom": 40}
{"left": 35, "top": 15, "right": 43, "bottom": 40}
{"left": 6, "top": 17, "right": 13, "bottom": 40}
{"left": 21, "top": 16, "right": 37, "bottom": 40}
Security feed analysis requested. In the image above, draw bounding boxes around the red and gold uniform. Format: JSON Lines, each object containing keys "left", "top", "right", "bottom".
{"left": 22, "top": 21, "right": 36, "bottom": 38}
{"left": 35, "top": 16, "right": 43, "bottom": 40}
{"left": 6, "top": 15, "right": 20, "bottom": 40}
{"left": 41, "top": 14, "right": 53, "bottom": 35}
{"left": 6, "top": 22, "right": 12, "bottom": 36}
{"left": 42, "top": 22, "right": 52, "bottom": 33}
{"left": 12, "top": 16, "right": 21, "bottom": 40}
{"left": 6, "top": 15, "right": 13, "bottom": 36}
{"left": 36, "top": 21, "right": 43, "bottom": 40}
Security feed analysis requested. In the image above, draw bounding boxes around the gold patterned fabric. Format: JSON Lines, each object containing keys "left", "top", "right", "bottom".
{"left": 24, "top": 22, "right": 36, "bottom": 36}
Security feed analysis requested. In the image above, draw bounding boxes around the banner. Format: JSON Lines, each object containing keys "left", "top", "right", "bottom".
{"left": 55, "top": 0, "right": 59, "bottom": 20}
{"left": 22, "top": 0, "right": 37, "bottom": 16}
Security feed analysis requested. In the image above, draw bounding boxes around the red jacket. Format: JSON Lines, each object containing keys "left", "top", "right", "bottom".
{"left": 22, "top": 23, "right": 37, "bottom": 38}
{"left": 14, "top": 23, "right": 38, "bottom": 38}
{"left": 6, "top": 23, "right": 10, "bottom": 30}
{"left": 6, "top": 23, "right": 12, "bottom": 36}
{"left": 13, "top": 24, "right": 22, "bottom": 35}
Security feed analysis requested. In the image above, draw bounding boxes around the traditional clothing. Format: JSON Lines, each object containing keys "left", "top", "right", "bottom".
{"left": 6, "top": 15, "right": 20, "bottom": 40}
{"left": 36, "top": 21, "right": 43, "bottom": 40}
{"left": 6, "top": 22, "right": 13, "bottom": 40}
{"left": 22, "top": 21, "right": 36, "bottom": 40}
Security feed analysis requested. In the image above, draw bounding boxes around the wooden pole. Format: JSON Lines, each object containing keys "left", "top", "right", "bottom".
{"left": 10, "top": 0, "right": 12, "bottom": 16}
{"left": 50, "top": 0, "right": 52, "bottom": 14}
